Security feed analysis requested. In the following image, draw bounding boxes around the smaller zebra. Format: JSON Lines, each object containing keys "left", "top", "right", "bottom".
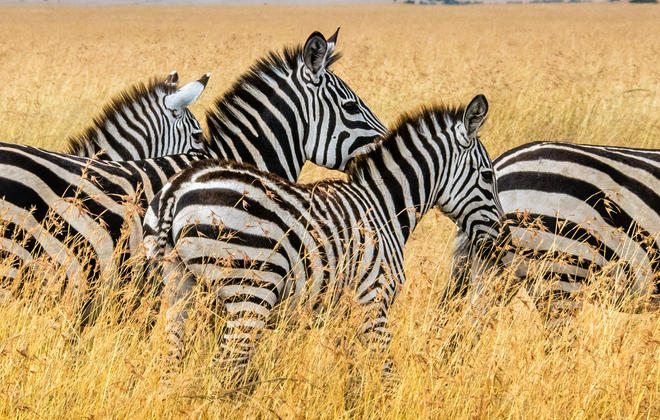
{"left": 66, "top": 71, "right": 209, "bottom": 160}
{"left": 0, "top": 72, "right": 210, "bottom": 295}
{"left": 145, "top": 95, "right": 503, "bottom": 380}
{"left": 447, "top": 141, "right": 660, "bottom": 330}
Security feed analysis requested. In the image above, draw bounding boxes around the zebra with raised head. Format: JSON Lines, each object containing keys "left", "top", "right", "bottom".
{"left": 0, "top": 30, "right": 386, "bottom": 322}
{"left": 66, "top": 71, "right": 208, "bottom": 160}
{"left": 447, "top": 141, "right": 660, "bottom": 329}
{"left": 144, "top": 95, "right": 502, "bottom": 380}
{"left": 200, "top": 28, "right": 387, "bottom": 176}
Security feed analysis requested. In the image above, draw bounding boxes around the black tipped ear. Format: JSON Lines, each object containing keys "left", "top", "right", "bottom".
{"left": 165, "top": 71, "right": 178, "bottom": 86}
{"left": 327, "top": 27, "right": 339, "bottom": 56}
{"left": 303, "top": 31, "right": 329, "bottom": 75}
{"left": 463, "top": 94, "right": 488, "bottom": 138}
{"left": 198, "top": 72, "right": 210, "bottom": 87}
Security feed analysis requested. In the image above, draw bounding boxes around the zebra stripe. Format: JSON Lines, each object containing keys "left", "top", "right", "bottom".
{"left": 0, "top": 30, "right": 385, "bottom": 319}
{"left": 66, "top": 71, "right": 208, "bottom": 160}
{"left": 145, "top": 95, "right": 502, "bottom": 379}
{"left": 447, "top": 141, "right": 660, "bottom": 328}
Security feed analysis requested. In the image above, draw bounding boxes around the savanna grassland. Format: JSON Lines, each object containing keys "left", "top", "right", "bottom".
{"left": 0, "top": 3, "right": 659, "bottom": 418}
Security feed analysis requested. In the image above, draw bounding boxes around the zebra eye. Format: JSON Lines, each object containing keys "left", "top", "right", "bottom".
{"left": 481, "top": 169, "right": 493, "bottom": 184}
{"left": 192, "top": 131, "right": 204, "bottom": 143}
{"left": 342, "top": 101, "right": 360, "bottom": 114}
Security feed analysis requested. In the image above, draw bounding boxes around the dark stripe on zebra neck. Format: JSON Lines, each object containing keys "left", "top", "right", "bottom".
{"left": 289, "top": 68, "right": 313, "bottom": 159}
{"left": 107, "top": 102, "right": 146, "bottom": 158}
{"left": 236, "top": 86, "right": 298, "bottom": 178}
{"left": 311, "top": 86, "right": 333, "bottom": 166}
{"left": 98, "top": 123, "right": 132, "bottom": 161}
{"left": 142, "top": 97, "right": 165, "bottom": 158}
{"left": 145, "top": 97, "right": 166, "bottom": 157}
{"left": 205, "top": 103, "right": 289, "bottom": 180}
{"left": 121, "top": 103, "right": 151, "bottom": 154}
{"left": 203, "top": 59, "right": 314, "bottom": 182}
{"left": 355, "top": 138, "right": 426, "bottom": 244}
{"left": 253, "top": 66, "right": 305, "bottom": 170}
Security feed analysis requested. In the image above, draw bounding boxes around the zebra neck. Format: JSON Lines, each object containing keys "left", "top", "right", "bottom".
{"left": 204, "top": 71, "right": 307, "bottom": 182}
{"left": 354, "top": 146, "right": 437, "bottom": 247}
{"left": 66, "top": 99, "right": 160, "bottom": 161}
{"left": 68, "top": 129, "right": 113, "bottom": 159}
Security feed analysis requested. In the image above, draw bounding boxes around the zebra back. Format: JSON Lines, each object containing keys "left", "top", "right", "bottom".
{"left": 66, "top": 72, "right": 209, "bottom": 161}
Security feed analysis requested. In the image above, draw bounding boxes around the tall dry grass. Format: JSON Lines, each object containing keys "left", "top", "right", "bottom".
{"left": 0, "top": 3, "right": 658, "bottom": 418}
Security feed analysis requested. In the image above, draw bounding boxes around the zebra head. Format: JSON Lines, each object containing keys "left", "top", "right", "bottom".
{"left": 432, "top": 94, "right": 503, "bottom": 249}
{"left": 299, "top": 29, "right": 388, "bottom": 171}
{"left": 159, "top": 72, "right": 210, "bottom": 155}
{"left": 66, "top": 72, "right": 209, "bottom": 160}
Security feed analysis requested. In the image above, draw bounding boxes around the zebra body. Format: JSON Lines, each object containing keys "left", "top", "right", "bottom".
{"left": 0, "top": 143, "right": 202, "bottom": 291}
{"left": 145, "top": 95, "right": 502, "bottom": 377}
{"left": 449, "top": 141, "right": 660, "bottom": 327}
{"left": 0, "top": 30, "right": 385, "bottom": 314}
{"left": 66, "top": 72, "right": 208, "bottom": 160}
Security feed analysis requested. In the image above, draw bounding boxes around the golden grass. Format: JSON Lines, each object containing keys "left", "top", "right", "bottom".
{"left": 0, "top": 3, "right": 659, "bottom": 418}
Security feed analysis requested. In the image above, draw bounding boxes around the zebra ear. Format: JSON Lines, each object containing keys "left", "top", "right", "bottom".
{"left": 165, "top": 71, "right": 179, "bottom": 87}
{"left": 164, "top": 73, "right": 210, "bottom": 111}
{"left": 463, "top": 94, "right": 488, "bottom": 139}
{"left": 303, "top": 31, "right": 329, "bottom": 76}
{"left": 326, "top": 27, "right": 339, "bottom": 59}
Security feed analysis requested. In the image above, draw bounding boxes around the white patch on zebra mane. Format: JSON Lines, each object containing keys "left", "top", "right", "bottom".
{"left": 269, "top": 66, "right": 289, "bottom": 80}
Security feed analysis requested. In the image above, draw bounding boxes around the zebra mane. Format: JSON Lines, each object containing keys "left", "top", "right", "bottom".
{"left": 203, "top": 43, "right": 342, "bottom": 140}
{"left": 65, "top": 76, "right": 178, "bottom": 156}
{"left": 347, "top": 104, "right": 466, "bottom": 180}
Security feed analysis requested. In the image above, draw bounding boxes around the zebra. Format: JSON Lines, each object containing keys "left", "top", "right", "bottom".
{"left": 144, "top": 94, "right": 503, "bottom": 380}
{"left": 0, "top": 29, "right": 386, "bottom": 322}
{"left": 446, "top": 141, "right": 660, "bottom": 330}
{"left": 66, "top": 71, "right": 208, "bottom": 160}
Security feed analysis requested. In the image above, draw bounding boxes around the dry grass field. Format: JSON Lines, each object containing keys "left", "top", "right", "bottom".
{"left": 0, "top": 3, "right": 659, "bottom": 418}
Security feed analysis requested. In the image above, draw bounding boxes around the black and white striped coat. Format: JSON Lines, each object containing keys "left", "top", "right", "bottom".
{"left": 66, "top": 71, "right": 208, "bottom": 160}
{"left": 145, "top": 95, "right": 502, "bottom": 377}
{"left": 0, "top": 30, "right": 386, "bottom": 311}
{"left": 448, "top": 141, "right": 660, "bottom": 327}
{"left": 0, "top": 72, "right": 210, "bottom": 289}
